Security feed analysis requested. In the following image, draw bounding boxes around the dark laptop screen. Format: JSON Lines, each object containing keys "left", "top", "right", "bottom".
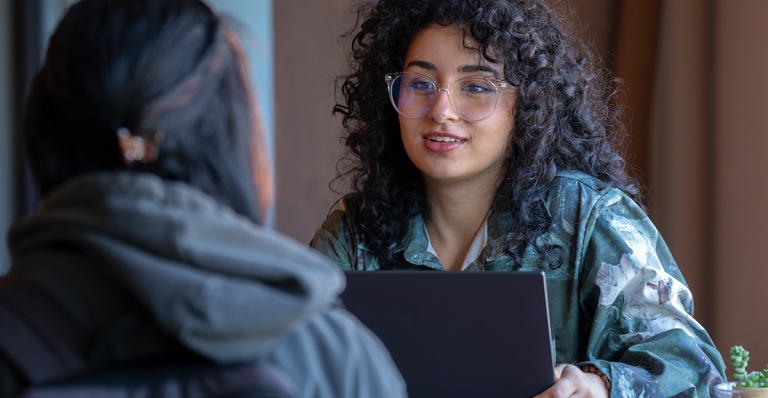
{"left": 340, "top": 271, "right": 555, "bottom": 398}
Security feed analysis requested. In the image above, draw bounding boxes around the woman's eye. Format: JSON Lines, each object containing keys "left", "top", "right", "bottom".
{"left": 462, "top": 83, "right": 493, "bottom": 94}
{"left": 408, "top": 81, "right": 433, "bottom": 91}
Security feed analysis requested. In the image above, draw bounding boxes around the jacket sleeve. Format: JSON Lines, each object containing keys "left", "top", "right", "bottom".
{"left": 310, "top": 198, "right": 368, "bottom": 271}
{"left": 578, "top": 192, "right": 726, "bottom": 397}
{"left": 311, "top": 226, "right": 353, "bottom": 271}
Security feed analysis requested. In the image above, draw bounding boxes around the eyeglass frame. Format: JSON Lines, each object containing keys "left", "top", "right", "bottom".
{"left": 384, "top": 72, "right": 515, "bottom": 122}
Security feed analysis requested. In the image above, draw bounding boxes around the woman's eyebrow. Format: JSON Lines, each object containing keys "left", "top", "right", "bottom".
{"left": 406, "top": 60, "right": 499, "bottom": 78}
{"left": 458, "top": 64, "right": 499, "bottom": 78}
{"left": 406, "top": 60, "right": 437, "bottom": 70}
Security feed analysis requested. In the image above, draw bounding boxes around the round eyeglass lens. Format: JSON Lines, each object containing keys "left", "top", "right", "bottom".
{"left": 390, "top": 74, "right": 436, "bottom": 118}
{"left": 452, "top": 78, "right": 499, "bottom": 121}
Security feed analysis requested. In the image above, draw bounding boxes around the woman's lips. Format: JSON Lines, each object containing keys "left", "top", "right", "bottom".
{"left": 423, "top": 132, "right": 466, "bottom": 153}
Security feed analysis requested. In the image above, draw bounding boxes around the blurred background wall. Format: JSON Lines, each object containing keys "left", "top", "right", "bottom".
{"left": 273, "top": 0, "right": 350, "bottom": 243}
{"left": 1, "top": 0, "right": 767, "bottom": 377}
{"left": 709, "top": 0, "right": 768, "bottom": 369}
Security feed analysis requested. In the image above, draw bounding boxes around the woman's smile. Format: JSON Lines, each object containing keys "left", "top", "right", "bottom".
{"left": 423, "top": 131, "right": 466, "bottom": 153}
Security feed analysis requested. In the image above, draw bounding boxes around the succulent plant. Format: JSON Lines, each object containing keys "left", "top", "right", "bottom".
{"left": 730, "top": 346, "right": 768, "bottom": 388}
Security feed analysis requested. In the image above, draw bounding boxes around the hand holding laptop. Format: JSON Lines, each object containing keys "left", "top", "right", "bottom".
{"left": 533, "top": 364, "right": 608, "bottom": 398}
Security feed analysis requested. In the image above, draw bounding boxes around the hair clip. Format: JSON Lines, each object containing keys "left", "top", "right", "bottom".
{"left": 117, "top": 127, "right": 165, "bottom": 164}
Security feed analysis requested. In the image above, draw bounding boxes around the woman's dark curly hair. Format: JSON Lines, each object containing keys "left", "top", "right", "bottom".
{"left": 333, "top": 0, "right": 641, "bottom": 267}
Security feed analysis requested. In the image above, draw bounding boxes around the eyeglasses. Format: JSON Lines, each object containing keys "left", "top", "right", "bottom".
{"left": 384, "top": 72, "right": 513, "bottom": 122}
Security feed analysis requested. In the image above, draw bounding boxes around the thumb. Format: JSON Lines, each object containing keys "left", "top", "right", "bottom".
{"left": 554, "top": 364, "right": 568, "bottom": 381}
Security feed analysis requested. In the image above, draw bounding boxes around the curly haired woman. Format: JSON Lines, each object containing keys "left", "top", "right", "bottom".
{"left": 311, "top": 0, "right": 726, "bottom": 396}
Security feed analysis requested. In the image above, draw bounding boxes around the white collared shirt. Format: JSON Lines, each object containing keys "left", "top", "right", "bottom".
{"left": 425, "top": 217, "right": 488, "bottom": 270}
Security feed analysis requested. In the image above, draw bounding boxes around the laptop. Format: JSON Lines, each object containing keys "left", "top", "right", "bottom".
{"left": 340, "top": 271, "right": 555, "bottom": 398}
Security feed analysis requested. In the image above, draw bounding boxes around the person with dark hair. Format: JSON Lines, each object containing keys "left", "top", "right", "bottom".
{"left": 311, "top": 0, "right": 725, "bottom": 396}
{"left": 0, "top": 0, "right": 406, "bottom": 397}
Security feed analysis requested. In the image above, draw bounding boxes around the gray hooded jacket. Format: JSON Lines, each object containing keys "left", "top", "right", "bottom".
{"left": 0, "top": 172, "right": 406, "bottom": 398}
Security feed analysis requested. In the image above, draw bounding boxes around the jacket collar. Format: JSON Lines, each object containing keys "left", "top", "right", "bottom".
{"left": 391, "top": 189, "right": 552, "bottom": 269}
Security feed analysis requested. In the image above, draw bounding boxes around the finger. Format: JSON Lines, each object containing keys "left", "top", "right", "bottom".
{"left": 532, "top": 370, "right": 579, "bottom": 398}
{"left": 554, "top": 364, "right": 568, "bottom": 380}
{"left": 562, "top": 365, "right": 609, "bottom": 398}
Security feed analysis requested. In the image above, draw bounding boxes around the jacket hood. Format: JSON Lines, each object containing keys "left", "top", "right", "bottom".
{"left": 7, "top": 172, "right": 345, "bottom": 363}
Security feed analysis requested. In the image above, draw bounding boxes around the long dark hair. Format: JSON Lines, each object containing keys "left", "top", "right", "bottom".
{"left": 333, "top": 0, "right": 640, "bottom": 267}
{"left": 24, "top": 0, "right": 270, "bottom": 223}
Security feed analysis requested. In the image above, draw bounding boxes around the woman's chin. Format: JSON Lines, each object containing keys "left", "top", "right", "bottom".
{"left": 419, "top": 168, "right": 475, "bottom": 185}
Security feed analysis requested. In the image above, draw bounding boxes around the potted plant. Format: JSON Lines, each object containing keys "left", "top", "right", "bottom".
{"left": 731, "top": 346, "right": 768, "bottom": 389}
{"left": 715, "top": 346, "right": 768, "bottom": 397}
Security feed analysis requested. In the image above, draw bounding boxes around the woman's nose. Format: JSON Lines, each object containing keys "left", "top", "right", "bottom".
{"left": 427, "top": 88, "right": 460, "bottom": 123}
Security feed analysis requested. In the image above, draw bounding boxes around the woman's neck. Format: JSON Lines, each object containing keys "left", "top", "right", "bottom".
{"left": 423, "top": 172, "right": 502, "bottom": 271}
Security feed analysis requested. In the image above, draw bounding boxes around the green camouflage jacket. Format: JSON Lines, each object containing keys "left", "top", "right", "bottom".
{"left": 311, "top": 170, "right": 726, "bottom": 397}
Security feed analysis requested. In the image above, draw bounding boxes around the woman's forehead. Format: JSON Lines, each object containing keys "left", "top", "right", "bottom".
{"left": 404, "top": 23, "right": 501, "bottom": 75}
